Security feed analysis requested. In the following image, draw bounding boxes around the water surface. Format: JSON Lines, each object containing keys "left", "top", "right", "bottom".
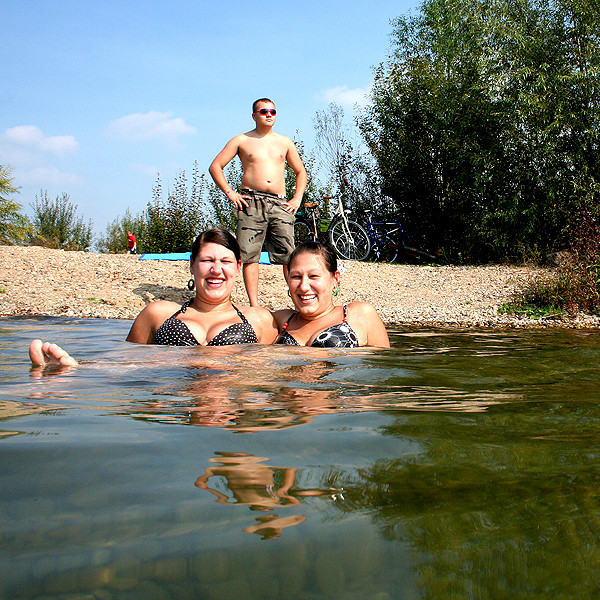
{"left": 1, "top": 316, "right": 600, "bottom": 599}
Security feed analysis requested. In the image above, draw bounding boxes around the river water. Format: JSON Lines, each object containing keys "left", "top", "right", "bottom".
{"left": 1, "top": 316, "right": 599, "bottom": 599}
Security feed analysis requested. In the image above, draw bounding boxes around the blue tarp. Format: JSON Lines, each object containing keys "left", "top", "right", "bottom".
{"left": 139, "top": 251, "right": 272, "bottom": 264}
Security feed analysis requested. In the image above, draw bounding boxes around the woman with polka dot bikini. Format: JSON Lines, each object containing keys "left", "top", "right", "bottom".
{"left": 29, "top": 229, "right": 278, "bottom": 366}
{"left": 126, "top": 229, "right": 277, "bottom": 346}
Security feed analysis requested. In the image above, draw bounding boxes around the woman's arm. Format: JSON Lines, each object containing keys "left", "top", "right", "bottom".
{"left": 126, "top": 301, "right": 175, "bottom": 344}
{"left": 243, "top": 306, "right": 280, "bottom": 344}
{"left": 348, "top": 303, "right": 391, "bottom": 348}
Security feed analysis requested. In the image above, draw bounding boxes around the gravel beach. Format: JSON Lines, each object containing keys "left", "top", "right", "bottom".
{"left": 1, "top": 245, "right": 598, "bottom": 328}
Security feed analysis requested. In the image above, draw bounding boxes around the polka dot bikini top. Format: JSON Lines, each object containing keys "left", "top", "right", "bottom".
{"left": 275, "top": 305, "right": 360, "bottom": 348}
{"left": 153, "top": 300, "right": 259, "bottom": 346}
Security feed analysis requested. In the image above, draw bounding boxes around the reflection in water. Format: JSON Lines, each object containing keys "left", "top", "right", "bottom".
{"left": 3, "top": 319, "right": 600, "bottom": 598}
{"left": 196, "top": 452, "right": 340, "bottom": 539}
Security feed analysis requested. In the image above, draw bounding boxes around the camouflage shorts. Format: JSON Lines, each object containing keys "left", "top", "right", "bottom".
{"left": 236, "top": 189, "right": 295, "bottom": 264}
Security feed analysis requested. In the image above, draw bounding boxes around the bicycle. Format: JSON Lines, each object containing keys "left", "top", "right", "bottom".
{"left": 294, "top": 194, "right": 371, "bottom": 261}
{"left": 359, "top": 208, "right": 441, "bottom": 264}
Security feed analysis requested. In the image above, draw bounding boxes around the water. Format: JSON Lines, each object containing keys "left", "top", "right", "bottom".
{"left": 1, "top": 316, "right": 600, "bottom": 599}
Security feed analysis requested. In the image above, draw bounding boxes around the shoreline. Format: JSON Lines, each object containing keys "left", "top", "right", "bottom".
{"left": 1, "top": 245, "right": 599, "bottom": 329}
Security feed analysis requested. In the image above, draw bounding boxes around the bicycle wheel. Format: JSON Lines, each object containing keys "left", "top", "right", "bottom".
{"left": 328, "top": 219, "right": 371, "bottom": 261}
{"left": 294, "top": 220, "right": 314, "bottom": 245}
{"left": 377, "top": 235, "right": 400, "bottom": 263}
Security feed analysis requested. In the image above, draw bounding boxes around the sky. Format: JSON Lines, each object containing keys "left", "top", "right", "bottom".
{"left": 1, "top": 0, "right": 419, "bottom": 238}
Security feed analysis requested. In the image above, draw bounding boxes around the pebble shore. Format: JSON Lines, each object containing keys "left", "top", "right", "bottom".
{"left": 1, "top": 245, "right": 599, "bottom": 328}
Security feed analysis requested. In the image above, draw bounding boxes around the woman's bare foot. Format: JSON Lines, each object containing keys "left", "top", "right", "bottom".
{"left": 29, "top": 339, "right": 79, "bottom": 367}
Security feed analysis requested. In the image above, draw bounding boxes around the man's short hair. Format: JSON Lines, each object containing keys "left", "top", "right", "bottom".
{"left": 252, "top": 98, "right": 275, "bottom": 113}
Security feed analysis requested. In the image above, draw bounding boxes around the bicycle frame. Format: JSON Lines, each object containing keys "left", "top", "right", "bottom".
{"left": 297, "top": 195, "right": 349, "bottom": 239}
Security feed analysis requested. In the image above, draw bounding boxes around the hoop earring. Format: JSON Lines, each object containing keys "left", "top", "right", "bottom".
{"left": 287, "top": 289, "right": 291, "bottom": 298}
{"left": 187, "top": 278, "right": 195, "bottom": 291}
{"left": 332, "top": 285, "right": 339, "bottom": 297}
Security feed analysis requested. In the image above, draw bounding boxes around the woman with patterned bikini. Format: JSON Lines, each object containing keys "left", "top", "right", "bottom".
{"left": 273, "top": 241, "right": 390, "bottom": 348}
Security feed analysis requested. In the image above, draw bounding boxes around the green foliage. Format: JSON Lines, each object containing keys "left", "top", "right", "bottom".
{"left": 95, "top": 209, "right": 147, "bottom": 253}
{"left": 0, "top": 165, "right": 31, "bottom": 244}
{"left": 205, "top": 160, "right": 239, "bottom": 231}
{"left": 360, "top": 0, "right": 600, "bottom": 263}
{"left": 314, "top": 104, "right": 388, "bottom": 216}
{"left": 513, "top": 208, "right": 600, "bottom": 315}
{"left": 285, "top": 133, "right": 325, "bottom": 211}
{"left": 145, "top": 161, "right": 209, "bottom": 253}
{"left": 31, "top": 190, "right": 93, "bottom": 251}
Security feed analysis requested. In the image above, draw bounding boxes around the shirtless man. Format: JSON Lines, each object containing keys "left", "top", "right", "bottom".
{"left": 209, "top": 98, "right": 307, "bottom": 306}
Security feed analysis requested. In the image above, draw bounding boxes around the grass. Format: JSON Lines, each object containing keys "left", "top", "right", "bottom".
{"left": 498, "top": 301, "right": 564, "bottom": 319}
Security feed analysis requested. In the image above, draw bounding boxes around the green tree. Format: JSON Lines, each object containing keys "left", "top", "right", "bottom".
{"left": 95, "top": 209, "right": 147, "bottom": 253}
{"left": 314, "top": 104, "right": 387, "bottom": 216}
{"left": 205, "top": 160, "right": 240, "bottom": 232}
{"left": 145, "top": 162, "right": 209, "bottom": 252}
{"left": 360, "top": 0, "right": 600, "bottom": 262}
{"left": 0, "top": 165, "right": 31, "bottom": 244}
{"left": 31, "top": 190, "right": 93, "bottom": 251}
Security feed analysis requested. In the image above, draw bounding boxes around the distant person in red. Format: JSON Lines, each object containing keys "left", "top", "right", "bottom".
{"left": 126, "top": 231, "right": 137, "bottom": 254}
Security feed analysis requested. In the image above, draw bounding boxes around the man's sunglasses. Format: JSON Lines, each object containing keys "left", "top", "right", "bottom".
{"left": 255, "top": 108, "right": 276, "bottom": 116}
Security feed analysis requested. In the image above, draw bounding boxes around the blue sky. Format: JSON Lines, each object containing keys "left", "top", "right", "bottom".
{"left": 1, "top": 0, "right": 419, "bottom": 237}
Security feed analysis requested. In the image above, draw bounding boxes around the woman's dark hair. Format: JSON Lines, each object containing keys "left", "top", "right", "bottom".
{"left": 191, "top": 229, "right": 241, "bottom": 262}
{"left": 288, "top": 241, "right": 338, "bottom": 274}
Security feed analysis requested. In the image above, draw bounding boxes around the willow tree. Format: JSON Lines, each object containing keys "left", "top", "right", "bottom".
{"left": 361, "top": 0, "right": 600, "bottom": 262}
{"left": 0, "top": 165, "right": 31, "bottom": 244}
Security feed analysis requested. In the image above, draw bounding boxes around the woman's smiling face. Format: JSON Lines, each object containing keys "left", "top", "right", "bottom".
{"left": 191, "top": 242, "right": 241, "bottom": 303}
{"left": 287, "top": 251, "right": 340, "bottom": 318}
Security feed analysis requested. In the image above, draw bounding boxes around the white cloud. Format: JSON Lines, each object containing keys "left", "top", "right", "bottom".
{"left": 0, "top": 125, "right": 82, "bottom": 191}
{"left": 317, "top": 85, "right": 372, "bottom": 109}
{"left": 17, "top": 166, "right": 84, "bottom": 187}
{"left": 129, "top": 163, "right": 161, "bottom": 177}
{"left": 105, "top": 111, "right": 196, "bottom": 142}
{"left": 1, "top": 125, "right": 79, "bottom": 157}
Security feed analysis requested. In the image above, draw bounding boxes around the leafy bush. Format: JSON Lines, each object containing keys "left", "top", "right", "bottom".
{"left": 31, "top": 190, "right": 93, "bottom": 251}
{"left": 511, "top": 210, "right": 600, "bottom": 316}
{"left": 0, "top": 165, "right": 31, "bottom": 244}
{"left": 96, "top": 209, "right": 147, "bottom": 253}
{"left": 145, "top": 163, "right": 209, "bottom": 253}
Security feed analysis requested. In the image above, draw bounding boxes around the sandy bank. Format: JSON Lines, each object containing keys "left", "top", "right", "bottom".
{"left": 1, "top": 245, "right": 598, "bottom": 328}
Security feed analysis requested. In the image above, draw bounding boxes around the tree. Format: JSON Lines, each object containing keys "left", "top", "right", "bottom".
{"left": 31, "top": 190, "right": 93, "bottom": 251}
{"left": 145, "top": 162, "right": 209, "bottom": 253}
{"left": 95, "top": 209, "right": 147, "bottom": 253}
{"left": 284, "top": 134, "right": 324, "bottom": 211}
{"left": 0, "top": 165, "right": 31, "bottom": 244}
{"left": 314, "top": 104, "right": 388, "bottom": 216}
{"left": 360, "top": 0, "right": 600, "bottom": 262}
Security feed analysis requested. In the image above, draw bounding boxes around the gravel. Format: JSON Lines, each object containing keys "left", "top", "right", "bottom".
{"left": 1, "top": 245, "right": 598, "bottom": 328}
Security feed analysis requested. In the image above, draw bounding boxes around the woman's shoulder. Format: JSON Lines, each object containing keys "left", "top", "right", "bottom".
{"left": 144, "top": 299, "right": 183, "bottom": 316}
{"left": 238, "top": 305, "right": 279, "bottom": 344}
{"left": 271, "top": 308, "right": 295, "bottom": 327}
{"left": 346, "top": 301, "right": 379, "bottom": 319}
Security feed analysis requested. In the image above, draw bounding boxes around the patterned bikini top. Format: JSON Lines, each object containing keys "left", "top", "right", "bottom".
{"left": 275, "top": 305, "right": 359, "bottom": 348}
{"left": 153, "top": 300, "right": 258, "bottom": 346}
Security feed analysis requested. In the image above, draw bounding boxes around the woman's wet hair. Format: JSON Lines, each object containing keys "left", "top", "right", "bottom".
{"left": 288, "top": 241, "right": 338, "bottom": 274}
{"left": 191, "top": 229, "right": 241, "bottom": 262}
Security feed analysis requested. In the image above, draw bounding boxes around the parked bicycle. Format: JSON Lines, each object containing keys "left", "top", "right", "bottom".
{"left": 359, "top": 208, "right": 441, "bottom": 264}
{"left": 294, "top": 194, "right": 371, "bottom": 261}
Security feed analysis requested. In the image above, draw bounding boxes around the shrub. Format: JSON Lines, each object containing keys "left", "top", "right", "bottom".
{"left": 512, "top": 210, "right": 600, "bottom": 316}
{"left": 31, "top": 191, "right": 93, "bottom": 251}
